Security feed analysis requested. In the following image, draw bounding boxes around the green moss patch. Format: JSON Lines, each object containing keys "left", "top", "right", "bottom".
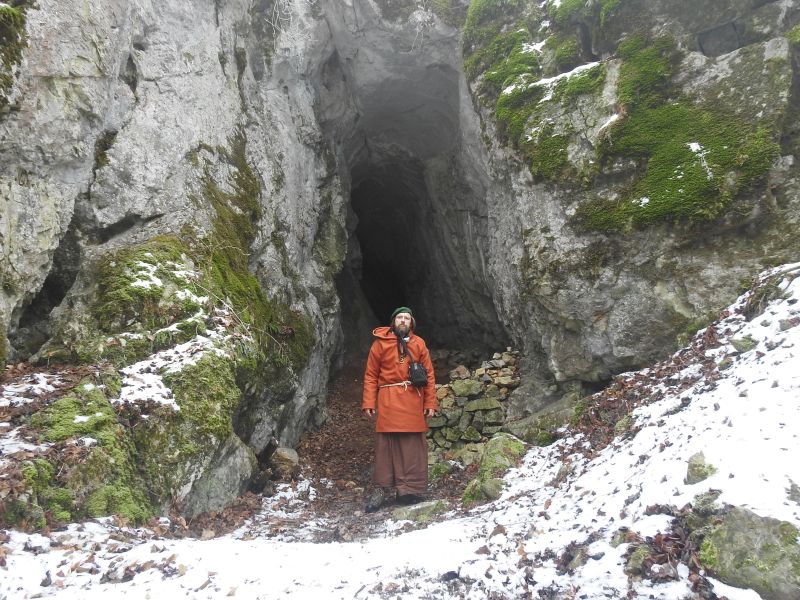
{"left": 462, "top": 433, "right": 525, "bottom": 506}
{"left": 197, "top": 132, "right": 313, "bottom": 373}
{"left": 546, "top": 0, "right": 585, "bottom": 27}
{"left": 786, "top": 24, "right": 800, "bottom": 45}
{"left": 526, "top": 126, "right": 571, "bottom": 180}
{"left": 0, "top": 2, "right": 30, "bottom": 108}
{"left": 10, "top": 379, "right": 154, "bottom": 527}
{"left": 545, "top": 31, "right": 581, "bottom": 74}
{"left": 578, "top": 105, "right": 779, "bottom": 231}
{"left": 574, "top": 36, "right": 779, "bottom": 231}
{"left": 92, "top": 235, "right": 204, "bottom": 334}
{"left": 469, "top": 29, "right": 539, "bottom": 92}
{"left": 129, "top": 353, "right": 241, "bottom": 506}
{"left": 495, "top": 63, "right": 605, "bottom": 172}
{"left": 463, "top": 0, "right": 525, "bottom": 50}
{"left": 616, "top": 35, "right": 677, "bottom": 108}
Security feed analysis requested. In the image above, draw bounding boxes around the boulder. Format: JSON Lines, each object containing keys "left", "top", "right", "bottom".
{"left": 465, "top": 397, "right": 502, "bottom": 412}
{"left": 461, "top": 433, "right": 526, "bottom": 505}
{"left": 270, "top": 447, "right": 300, "bottom": 480}
{"left": 700, "top": 507, "right": 800, "bottom": 599}
{"left": 685, "top": 452, "right": 717, "bottom": 485}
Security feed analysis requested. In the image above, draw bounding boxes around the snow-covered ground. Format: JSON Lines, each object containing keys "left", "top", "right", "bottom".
{"left": 1, "top": 264, "right": 799, "bottom": 599}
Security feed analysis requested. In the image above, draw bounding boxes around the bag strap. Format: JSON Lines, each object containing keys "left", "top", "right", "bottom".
{"left": 398, "top": 336, "right": 416, "bottom": 363}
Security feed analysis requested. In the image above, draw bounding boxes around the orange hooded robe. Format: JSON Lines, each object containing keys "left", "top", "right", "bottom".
{"left": 362, "top": 326, "right": 438, "bottom": 432}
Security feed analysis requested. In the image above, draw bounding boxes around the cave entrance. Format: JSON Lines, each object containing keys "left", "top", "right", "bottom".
{"left": 316, "top": 51, "right": 509, "bottom": 362}
{"left": 350, "top": 162, "right": 428, "bottom": 334}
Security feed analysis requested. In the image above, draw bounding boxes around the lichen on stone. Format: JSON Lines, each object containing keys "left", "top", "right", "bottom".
{"left": 685, "top": 451, "right": 717, "bottom": 484}
{"left": 698, "top": 506, "right": 800, "bottom": 598}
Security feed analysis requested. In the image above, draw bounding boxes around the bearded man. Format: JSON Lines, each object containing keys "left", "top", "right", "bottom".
{"left": 362, "top": 307, "right": 438, "bottom": 512}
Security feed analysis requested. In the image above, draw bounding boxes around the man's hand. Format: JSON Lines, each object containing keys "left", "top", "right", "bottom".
{"left": 362, "top": 408, "right": 376, "bottom": 419}
{"left": 424, "top": 408, "right": 437, "bottom": 418}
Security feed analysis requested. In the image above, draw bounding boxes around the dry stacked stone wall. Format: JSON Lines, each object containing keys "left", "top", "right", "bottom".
{"left": 427, "top": 349, "right": 521, "bottom": 451}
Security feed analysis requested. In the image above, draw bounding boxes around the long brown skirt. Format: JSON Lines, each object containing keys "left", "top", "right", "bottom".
{"left": 372, "top": 432, "right": 428, "bottom": 496}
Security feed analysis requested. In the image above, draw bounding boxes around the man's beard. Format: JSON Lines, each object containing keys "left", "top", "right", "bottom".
{"left": 394, "top": 324, "right": 409, "bottom": 337}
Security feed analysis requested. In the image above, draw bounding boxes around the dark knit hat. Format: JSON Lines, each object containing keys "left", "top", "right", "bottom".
{"left": 389, "top": 306, "right": 415, "bottom": 330}
{"left": 390, "top": 307, "right": 413, "bottom": 321}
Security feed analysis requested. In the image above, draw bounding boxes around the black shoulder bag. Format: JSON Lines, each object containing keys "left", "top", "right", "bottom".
{"left": 400, "top": 338, "right": 429, "bottom": 387}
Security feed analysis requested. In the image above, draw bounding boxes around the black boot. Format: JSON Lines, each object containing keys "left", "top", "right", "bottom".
{"left": 396, "top": 493, "right": 425, "bottom": 506}
{"left": 364, "top": 487, "right": 389, "bottom": 513}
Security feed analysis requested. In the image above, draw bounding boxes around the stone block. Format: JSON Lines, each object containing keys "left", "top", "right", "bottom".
{"left": 465, "top": 397, "right": 502, "bottom": 412}
{"left": 461, "top": 426, "right": 482, "bottom": 442}
{"left": 444, "top": 427, "right": 462, "bottom": 442}
{"left": 451, "top": 379, "right": 484, "bottom": 397}
{"left": 426, "top": 415, "right": 447, "bottom": 428}
{"left": 442, "top": 407, "right": 463, "bottom": 426}
{"left": 458, "top": 412, "right": 472, "bottom": 431}
{"left": 484, "top": 408, "right": 505, "bottom": 425}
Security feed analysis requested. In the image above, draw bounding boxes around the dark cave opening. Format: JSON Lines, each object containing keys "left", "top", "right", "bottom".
{"left": 314, "top": 47, "right": 510, "bottom": 360}
{"left": 10, "top": 220, "right": 82, "bottom": 359}
{"left": 350, "top": 168, "right": 429, "bottom": 337}
{"left": 340, "top": 146, "right": 510, "bottom": 358}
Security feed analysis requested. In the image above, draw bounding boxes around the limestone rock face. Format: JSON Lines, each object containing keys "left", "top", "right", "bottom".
{"left": 467, "top": 0, "right": 800, "bottom": 392}
{"left": 1, "top": 0, "right": 344, "bottom": 516}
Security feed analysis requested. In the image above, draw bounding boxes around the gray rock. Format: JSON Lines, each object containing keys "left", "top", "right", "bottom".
{"left": 426, "top": 415, "right": 447, "bottom": 428}
{"left": 460, "top": 426, "right": 482, "bottom": 442}
{"left": 181, "top": 434, "right": 258, "bottom": 518}
{"left": 465, "top": 397, "right": 502, "bottom": 412}
{"left": 391, "top": 500, "right": 448, "bottom": 523}
{"left": 686, "top": 452, "right": 717, "bottom": 485}
{"left": 700, "top": 507, "right": 800, "bottom": 599}
{"left": 730, "top": 335, "right": 758, "bottom": 353}
{"left": 451, "top": 379, "right": 484, "bottom": 398}
{"left": 270, "top": 447, "right": 300, "bottom": 480}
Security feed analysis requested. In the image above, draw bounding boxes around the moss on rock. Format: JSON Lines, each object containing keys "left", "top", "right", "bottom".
{"left": 463, "top": 0, "right": 525, "bottom": 51}
{"left": 685, "top": 452, "right": 717, "bottom": 485}
{"left": 699, "top": 507, "right": 800, "bottom": 598}
{"left": 92, "top": 236, "right": 201, "bottom": 334}
{"left": 786, "top": 24, "right": 800, "bottom": 46}
{"left": 197, "top": 132, "right": 314, "bottom": 374}
{"left": 575, "top": 35, "right": 780, "bottom": 232}
{"left": 462, "top": 433, "right": 525, "bottom": 505}
{"left": 130, "top": 353, "right": 242, "bottom": 507}
{"left": 0, "top": 1, "right": 30, "bottom": 108}
{"left": 20, "top": 379, "right": 153, "bottom": 525}
{"left": 580, "top": 104, "right": 779, "bottom": 232}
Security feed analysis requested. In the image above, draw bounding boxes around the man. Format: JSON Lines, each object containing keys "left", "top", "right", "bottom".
{"left": 362, "top": 307, "right": 438, "bottom": 512}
